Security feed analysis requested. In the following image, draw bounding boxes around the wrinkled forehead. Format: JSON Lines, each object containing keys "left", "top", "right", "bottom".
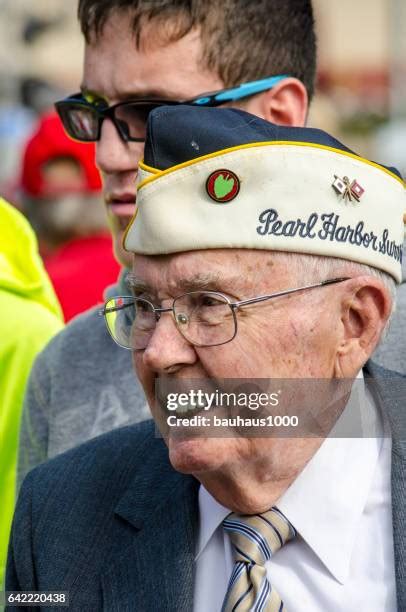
{"left": 131, "top": 249, "right": 293, "bottom": 295}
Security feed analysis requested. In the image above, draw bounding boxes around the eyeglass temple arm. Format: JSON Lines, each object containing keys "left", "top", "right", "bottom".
{"left": 98, "top": 296, "right": 137, "bottom": 316}
{"left": 99, "top": 300, "right": 173, "bottom": 318}
{"left": 190, "top": 75, "right": 290, "bottom": 106}
{"left": 231, "top": 278, "right": 350, "bottom": 309}
{"left": 99, "top": 277, "right": 349, "bottom": 317}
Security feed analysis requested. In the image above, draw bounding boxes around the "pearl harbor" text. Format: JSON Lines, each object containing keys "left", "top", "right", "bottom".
{"left": 257, "top": 208, "right": 402, "bottom": 263}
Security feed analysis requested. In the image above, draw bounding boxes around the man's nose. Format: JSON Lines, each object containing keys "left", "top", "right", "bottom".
{"left": 95, "top": 119, "right": 144, "bottom": 175}
{"left": 142, "top": 311, "right": 197, "bottom": 373}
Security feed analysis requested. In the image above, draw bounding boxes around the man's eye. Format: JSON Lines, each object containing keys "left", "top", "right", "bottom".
{"left": 201, "top": 296, "right": 221, "bottom": 307}
{"left": 135, "top": 300, "right": 151, "bottom": 313}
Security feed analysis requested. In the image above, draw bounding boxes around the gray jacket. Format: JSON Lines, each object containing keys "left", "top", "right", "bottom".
{"left": 373, "top": 248, "right": 406, "bottom": 374}
{"left": 18, "top": 273, "right": 149, "bottom": 486}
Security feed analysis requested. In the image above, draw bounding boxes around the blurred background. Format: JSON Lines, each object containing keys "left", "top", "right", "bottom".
{"left": 1, "top": 0, "right": 405, "bottom": 183}
{"left": 1, "top": 0, "right": 406, "bottom": 183}
{"left": 0, "top": 0, "right": 121, "bottom": 322}
{"left": 309, "top": 0, "right": 406, "bottom": 175}
{"left": 0, "top": 0, "right": 405, "bottom": 318}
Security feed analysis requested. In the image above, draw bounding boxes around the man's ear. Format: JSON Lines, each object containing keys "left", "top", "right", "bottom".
{"left": 244, "top": 78, "right": 308, "bottom": 127}
{"left": 334, "top": 276, "right": 393, "bottom": 377}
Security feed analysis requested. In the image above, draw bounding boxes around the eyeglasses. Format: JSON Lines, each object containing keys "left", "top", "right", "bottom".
{"left": 55, "top": 74, "right": 289, "bottom": 143}
{"left": 99, "top": 278, "right": 349, "bottom": 351}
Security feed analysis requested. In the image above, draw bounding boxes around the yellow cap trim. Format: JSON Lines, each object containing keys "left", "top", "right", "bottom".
{"left": 139, "top": 160, "right": 159, "bottom": 174}
{"left": 123, "top": 204, "right": 138, "bottom": 251}
{"left": 138, "top": 141, "right": 405, "bottom": 190}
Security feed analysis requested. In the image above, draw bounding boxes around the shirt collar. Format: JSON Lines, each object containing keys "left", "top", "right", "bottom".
{"left": 196, "top": 485, "right": 230, "bottom": 560}
{"left": 196, "top": 372, "right": 384, "bottom": 584}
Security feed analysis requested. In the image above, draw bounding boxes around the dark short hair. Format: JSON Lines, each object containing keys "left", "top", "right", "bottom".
{"left": 78, "top": 0, "right": 317, "bottom": 100}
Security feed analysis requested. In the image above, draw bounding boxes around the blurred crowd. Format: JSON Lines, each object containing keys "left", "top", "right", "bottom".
{"left": 2, "top": 97, "right": 119, "bottom": 322}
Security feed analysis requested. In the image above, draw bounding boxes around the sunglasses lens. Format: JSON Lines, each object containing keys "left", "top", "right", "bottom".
{"left": 114, "top": 102, "right": 162, "bottom": 141}
{"left": 56, "top": 102, "right": 99, "bottom": 142}
{"left": 56, "top": 98, "right": 178, "bottom": 142}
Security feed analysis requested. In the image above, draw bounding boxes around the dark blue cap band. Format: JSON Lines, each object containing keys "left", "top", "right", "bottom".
{"left": 144, "top": 106, "right": 402, "bottom": 180}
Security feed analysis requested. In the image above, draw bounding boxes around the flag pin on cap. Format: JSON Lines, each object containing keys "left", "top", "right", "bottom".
{"left": 206, "top": 169, "right": 240, "bottom": 203}
{"left": 332, "top": 175, "right": 365, "bottom": 203}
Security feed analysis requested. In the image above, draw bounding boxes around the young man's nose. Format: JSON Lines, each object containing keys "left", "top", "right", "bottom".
{"left": 95, "top": 119, "right": 144, "bottom": 176}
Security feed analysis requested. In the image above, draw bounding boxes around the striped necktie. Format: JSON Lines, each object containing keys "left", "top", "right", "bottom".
{"left": 222, "top": 507, "right": 296, "bottom": 612}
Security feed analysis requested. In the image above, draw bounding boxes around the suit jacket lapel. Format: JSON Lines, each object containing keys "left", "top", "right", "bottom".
{"left": 101, "top": 434, "right": 199, "bottom": 612}
{"left": 364, "top": 361, "right": 406, "bottom": 611}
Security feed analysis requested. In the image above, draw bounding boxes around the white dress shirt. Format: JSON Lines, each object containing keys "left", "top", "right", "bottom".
{"left": 194, "top": 376, "right": 396, "bottom": 611}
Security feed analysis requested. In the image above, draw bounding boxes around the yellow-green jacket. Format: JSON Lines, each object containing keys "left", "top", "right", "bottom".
{"left": 0, "top": 198, "right": 63, "bottom": 587}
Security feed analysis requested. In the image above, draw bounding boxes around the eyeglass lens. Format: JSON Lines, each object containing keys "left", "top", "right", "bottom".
{"left": 173, "top": 292, "right": 236, "bottom": 347}
{"left": 104, "top": 292, "right": 237, "bottom": 350}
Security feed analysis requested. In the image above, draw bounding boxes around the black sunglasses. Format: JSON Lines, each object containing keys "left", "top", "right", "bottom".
{"left": 55, "top": 75, "right": 289, "bottom": 143}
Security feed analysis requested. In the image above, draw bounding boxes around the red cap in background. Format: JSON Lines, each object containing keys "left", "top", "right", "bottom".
{"left": 21, "top": 111, "right": 102, "bottom": 197}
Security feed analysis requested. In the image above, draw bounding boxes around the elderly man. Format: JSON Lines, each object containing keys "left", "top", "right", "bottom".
{"left": 7, "top": 108, "right": 405, "bottom": 611}
{"left": 19, "top": 0, "right": 315, "bottom": 482}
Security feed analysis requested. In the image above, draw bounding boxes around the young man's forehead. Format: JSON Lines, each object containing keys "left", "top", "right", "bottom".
{"left": 82, "top": 16, "right": 222, "bottom": 105}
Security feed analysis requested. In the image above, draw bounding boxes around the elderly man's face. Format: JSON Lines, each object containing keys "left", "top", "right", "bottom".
{"left": 133, "top": 249, "right": 343, "bottom": 481}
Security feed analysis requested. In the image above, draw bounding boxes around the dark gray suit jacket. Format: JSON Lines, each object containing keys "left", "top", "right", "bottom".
{"left": 6, "top": 362, "right": 406, "bottom": 611}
